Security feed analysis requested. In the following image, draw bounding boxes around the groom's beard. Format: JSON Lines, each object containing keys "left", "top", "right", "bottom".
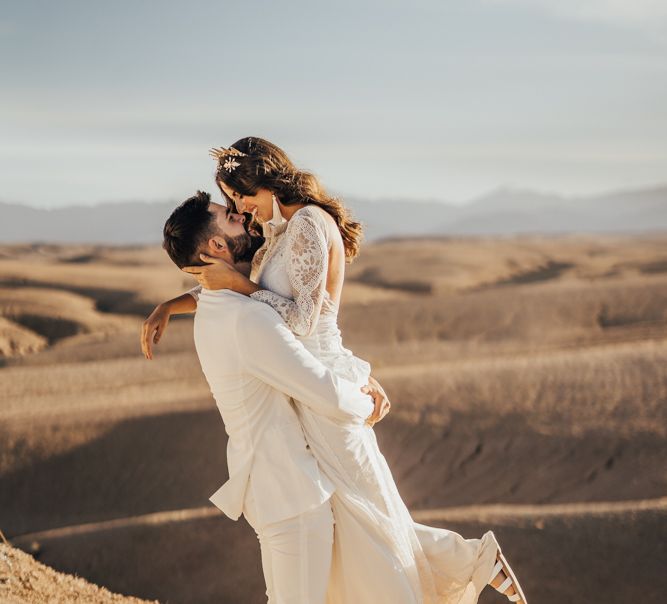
{"left": 224, "top": 231, "right": 265, "bottom": 264}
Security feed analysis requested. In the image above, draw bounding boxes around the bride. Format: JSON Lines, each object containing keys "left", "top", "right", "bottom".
{"left": 142, "top": 137, "right": 528, "bottom": 604}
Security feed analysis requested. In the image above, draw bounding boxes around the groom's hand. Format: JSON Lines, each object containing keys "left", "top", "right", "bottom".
{"left": 362, "top": 378, "right": 391, "bottom": 427}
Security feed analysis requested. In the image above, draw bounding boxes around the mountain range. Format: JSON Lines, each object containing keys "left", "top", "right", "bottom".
{"left": 1, "top": 184, "right": 666, "bottom": 244}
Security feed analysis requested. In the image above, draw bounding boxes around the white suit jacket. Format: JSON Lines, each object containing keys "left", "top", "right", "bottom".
{"left": 193, "top": 288, "right": 374, "bottom": 526}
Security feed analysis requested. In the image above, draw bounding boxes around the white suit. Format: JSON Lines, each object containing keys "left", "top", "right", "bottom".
{"left": 193, "top": 287, "right": 374, "bottom": 602}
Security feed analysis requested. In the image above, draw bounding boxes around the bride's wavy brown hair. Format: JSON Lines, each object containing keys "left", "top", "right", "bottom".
{"left": 215, "top": 137, "right": 363, "bottom": 261}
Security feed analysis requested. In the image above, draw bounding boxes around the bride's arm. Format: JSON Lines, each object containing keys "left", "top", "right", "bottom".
{"left": 179, "top": 210, "right": 328, "bottom": 337}
{"left": 141, "top": 288, "right": 199, "bottom": 359}
{"left": 249, "top": 210, "right": 328, "bottom": 337}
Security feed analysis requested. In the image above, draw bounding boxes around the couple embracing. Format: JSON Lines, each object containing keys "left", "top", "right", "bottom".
{"left": 142, "top": 137, "right": 528, "bottom": 604}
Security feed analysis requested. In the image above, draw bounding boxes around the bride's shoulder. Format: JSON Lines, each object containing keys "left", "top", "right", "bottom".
{"left": 292, "top": 204, "right": 335, "bottom": 229}
{"left": 288, "top": 204, "right": 342, "bottom": 252}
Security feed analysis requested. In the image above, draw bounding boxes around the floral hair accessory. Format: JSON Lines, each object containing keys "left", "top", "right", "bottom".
{"left": 209, "top": 146, "right": 247, "bottom": 173}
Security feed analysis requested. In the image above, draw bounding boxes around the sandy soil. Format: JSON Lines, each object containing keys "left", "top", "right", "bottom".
{"left": 0, "top": 540, "right": 156, "bottom": 603}
{"left": 1, "top": 234, "right": 666, "bottom": 603}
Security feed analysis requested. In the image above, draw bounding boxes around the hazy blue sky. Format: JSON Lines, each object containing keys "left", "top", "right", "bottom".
{"left": 1, "top": 0, "right": 666, "bottom": 207}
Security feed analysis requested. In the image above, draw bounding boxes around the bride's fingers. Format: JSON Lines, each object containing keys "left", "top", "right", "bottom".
{"left": 182, "top": 266, "right": 203, "bottom": 274}
{"left": 200, "top": 253, "right": 223, "bottom": 263}
{"left": 141, "top": 322, "right": 151, "bottom": 359}
{"left": 148, "top": 326, "right": 158, "bottom": 358}
{"left": 143, "top": 325, "right": 155, "bottom": 359}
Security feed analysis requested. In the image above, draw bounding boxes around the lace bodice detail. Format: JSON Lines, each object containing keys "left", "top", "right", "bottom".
{"left": 250, "top": 205, "right": 336, "bottom": 337}
{"left": 185, "top": 206, "right": 332, "bottom": 335}
{"left": 251, "top": 205, "right": 370, "bottom": 383}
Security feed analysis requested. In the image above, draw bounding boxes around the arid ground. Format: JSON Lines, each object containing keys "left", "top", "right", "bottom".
{"left": 1, "top": 234, "right": 667, "bottom": 603}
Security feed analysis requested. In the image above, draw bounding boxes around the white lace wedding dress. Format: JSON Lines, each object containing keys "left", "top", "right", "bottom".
{"left": 244, "top": 204, "right": 500, "bottom": 604}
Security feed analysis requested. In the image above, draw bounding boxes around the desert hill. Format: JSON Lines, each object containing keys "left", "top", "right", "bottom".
{"left": 0, "top": 540, "right": 156, "bottom": 603}
{"left": 1, "top": 234, "right": 667, "bottom": 603}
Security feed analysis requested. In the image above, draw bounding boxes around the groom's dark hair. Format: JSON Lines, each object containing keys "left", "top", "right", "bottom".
{"left": 163, "top": 190, "right": 216, "bottom": 268}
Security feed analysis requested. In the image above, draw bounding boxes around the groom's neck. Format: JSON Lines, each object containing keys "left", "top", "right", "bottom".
{"left": 234, "top": 260, "right": 252, "bottom": 278}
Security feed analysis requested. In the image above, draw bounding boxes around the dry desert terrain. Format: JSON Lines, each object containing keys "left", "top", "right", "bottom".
{"left": 1, "top": 234, "right": 667, "bottom": 603}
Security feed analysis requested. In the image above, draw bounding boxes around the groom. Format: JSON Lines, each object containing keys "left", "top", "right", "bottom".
{"left": 159, "top": 191, "right": 387, "bottom": 603}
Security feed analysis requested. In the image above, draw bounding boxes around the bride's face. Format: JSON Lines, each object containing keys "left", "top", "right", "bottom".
{"left": 218, "top": 181, "right": 274, "bottom": 224}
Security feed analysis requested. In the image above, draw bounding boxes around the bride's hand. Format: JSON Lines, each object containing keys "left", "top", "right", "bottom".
{"left": 140, "top": 294, "right": 197, "bottom": 359}
{"left": 141, "top": 303, "right": 171, "bottom": 360}
{"left": 182, "top": 254, "right": 241, "bottom": 290}
{"left": 182, "top": 254, "right": 260, "bottom": 296}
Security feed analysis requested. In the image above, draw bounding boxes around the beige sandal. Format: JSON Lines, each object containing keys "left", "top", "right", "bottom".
{"left": 489, "top": 547, "right": 528, "bottom": 603}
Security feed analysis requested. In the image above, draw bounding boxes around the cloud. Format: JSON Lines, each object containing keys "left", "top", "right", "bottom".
{"left": 484, "top": 0, "right": 667, "bottom": 27}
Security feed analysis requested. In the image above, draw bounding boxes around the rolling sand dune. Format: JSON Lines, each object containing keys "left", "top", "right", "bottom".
{"left": 1, "top": 234, "right": 666, "bottom": 603}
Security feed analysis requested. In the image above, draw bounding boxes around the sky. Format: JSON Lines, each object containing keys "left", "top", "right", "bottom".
{"left": 1, "top": 0, "right": 666, "bottom": 208}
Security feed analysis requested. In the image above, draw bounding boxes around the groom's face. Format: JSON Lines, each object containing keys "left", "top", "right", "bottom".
{"left": 207, "top": 202, "right": 264, "bottom": 264}
{"left": 209, "top": 202, "right": 248, "bottom": 239}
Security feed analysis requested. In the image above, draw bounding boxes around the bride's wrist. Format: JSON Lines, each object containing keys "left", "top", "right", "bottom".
{"left": 234, "top": 274, "right": 260, "bottom": 296}
{"left": 159, "top": 301, "right": 173, "bottom": 315}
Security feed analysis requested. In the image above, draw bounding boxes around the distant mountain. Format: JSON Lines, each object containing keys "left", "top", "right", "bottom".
{"left": 1, "top": 184, "right": 666, "bottom": 244}
{"left": 440, "top": 185, "right": 667, "bottom": 236}
{"left": 0, "top": 200, "right": 177, "bottom": 245}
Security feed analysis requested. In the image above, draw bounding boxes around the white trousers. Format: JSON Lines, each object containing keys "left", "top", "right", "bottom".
{"left": 244, "top": 488, "right": 334, "bottom": 604}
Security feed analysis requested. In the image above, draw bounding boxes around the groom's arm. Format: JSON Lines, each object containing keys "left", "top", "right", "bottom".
{"left": 235, "top": 302, "right": 374, "bottom": 421}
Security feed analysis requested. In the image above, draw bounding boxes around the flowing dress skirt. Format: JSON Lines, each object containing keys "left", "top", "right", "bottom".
{"left": 294, "top": 402, "right": 499, "bottom": 604}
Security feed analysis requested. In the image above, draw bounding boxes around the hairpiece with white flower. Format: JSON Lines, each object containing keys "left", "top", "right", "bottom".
{"left": 209, "top": 146, "right": 248, "bottom": 173}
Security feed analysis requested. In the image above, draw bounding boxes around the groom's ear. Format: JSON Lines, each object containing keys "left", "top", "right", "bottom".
{"left": 207, "top": 235, "right": 228, "bottom": 254}
{"left": 206, "top": 235, "right": 229, "bottom": 256}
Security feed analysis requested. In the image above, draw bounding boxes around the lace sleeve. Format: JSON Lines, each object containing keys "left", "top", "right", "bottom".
{"left": 250, "top": 210, "right": 328, "bottom": 337}
{"left": 186, "top": 284, "right": 202, "bottom": 301}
